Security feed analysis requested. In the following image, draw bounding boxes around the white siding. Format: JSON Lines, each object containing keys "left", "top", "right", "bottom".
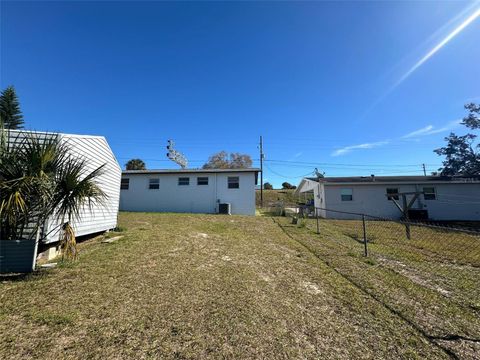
{"left": 120, "top": 172, "right": 256, "bottom": 215}
{"left": 322, "top": 183, "right": 480, "bottom": 221}
{"left": 5, "top": 130, "right": 121, "bottom": 243}
{"left": 46, "top": 134, "right": 121, "bottom": 242}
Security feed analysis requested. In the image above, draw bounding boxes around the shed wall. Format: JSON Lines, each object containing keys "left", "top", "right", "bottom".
{"left": 46, "top": 134, "right": 121, "bottom": 242}
{"left": 4, "top": 130, "right": 121, "bottom": 243}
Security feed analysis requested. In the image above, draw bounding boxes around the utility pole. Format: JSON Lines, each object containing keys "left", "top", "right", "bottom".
{"left": 260, "top": 136, "right": 264, "bottom": 207}
{"left": 422, "top": 163, "right": 426, "bottom": 176}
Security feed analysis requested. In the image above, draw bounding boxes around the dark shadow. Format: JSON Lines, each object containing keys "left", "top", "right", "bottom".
{"left": 0, "top": 269, "right": 49, "bottom": 283}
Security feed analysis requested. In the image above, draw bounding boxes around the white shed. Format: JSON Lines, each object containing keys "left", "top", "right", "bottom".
{"left": 6, "top": 130, "right": 122, "bottom": 243}
{"left": 120, "top": 169, "right": 260, "bottom": 215}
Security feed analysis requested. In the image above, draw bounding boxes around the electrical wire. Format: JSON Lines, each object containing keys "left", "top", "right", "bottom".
{"left": 264, "top": 163, "right": 313, "bottom": 179}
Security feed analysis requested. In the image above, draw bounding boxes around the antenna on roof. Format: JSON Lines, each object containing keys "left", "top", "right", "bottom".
{"left": 166, "top": 139, "right": 188, "bottom": 169}
{"left": 314, "top": 167, "right": 325, "bottom": 178}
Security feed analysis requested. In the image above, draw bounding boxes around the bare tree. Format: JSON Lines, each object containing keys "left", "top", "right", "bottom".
{"left": 203, "top": 151, "right": 252, "bottom": 169}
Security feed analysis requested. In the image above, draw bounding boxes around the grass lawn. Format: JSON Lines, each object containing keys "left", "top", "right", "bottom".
{"left": 0, "top": 212, "right": 470, "bottom": 359}
{"left": 278, "top": 216, "right": 480, "bottom": 359}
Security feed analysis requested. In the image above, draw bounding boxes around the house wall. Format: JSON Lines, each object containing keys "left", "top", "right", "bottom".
{"left": 119, "top": 172, "right": 256, "bottom": 215}
{"left": 46, "top": 134, "right": 122, "bottom": 243}
{"left": 321, "top": 182, "right": 480, "bottom": 221}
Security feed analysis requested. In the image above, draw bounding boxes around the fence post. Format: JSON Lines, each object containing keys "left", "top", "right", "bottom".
{"left": 362, "top": 214, "right": 368, "bottom": 257}
{"left": 402, "top": 195, "right": 411, "bottom": 240}
{"left": 316, "top": 209, "right": 320, "bottom": 234}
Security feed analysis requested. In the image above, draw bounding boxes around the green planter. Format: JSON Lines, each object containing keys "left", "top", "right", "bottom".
{"left": 0, "top": 239, "right": 37, "bottom": 273}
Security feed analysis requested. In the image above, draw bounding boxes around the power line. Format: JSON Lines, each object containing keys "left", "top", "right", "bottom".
{"left": 264, "top": 164, "right": 314, "bottom": 179}
{"left": 265, "top": 159, "right": 441, "bottom": 168}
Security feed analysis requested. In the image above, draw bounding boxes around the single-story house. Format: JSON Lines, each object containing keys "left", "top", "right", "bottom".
{"left": 296, "top": 175, "right": 480, "bottom": 221}
{"left": 119, "top": 168, "right": 260, "bottom": 215}
{"left": 5, "top": 130, "right": 122, "bottom": 243}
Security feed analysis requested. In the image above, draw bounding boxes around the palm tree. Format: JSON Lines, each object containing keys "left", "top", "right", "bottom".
{"left": 0, "top": 127, "right": 106, "bottom": 261}
{"left": 52, "top": 159, "right": 106, "bottom": 260}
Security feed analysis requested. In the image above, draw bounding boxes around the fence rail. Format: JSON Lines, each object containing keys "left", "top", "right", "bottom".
{"left": 265, "top": 203, "right": 480, "bottom": 357}
{"left": 269, "top": 203, "right": 480, "bottom": 268}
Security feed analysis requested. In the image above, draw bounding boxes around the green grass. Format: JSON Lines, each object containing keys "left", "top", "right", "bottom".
{"left": 276, "top": 216, "right": 480, "bottom": 359}
{"left": 0, "top": 212, "right": 465, "bottom": 359}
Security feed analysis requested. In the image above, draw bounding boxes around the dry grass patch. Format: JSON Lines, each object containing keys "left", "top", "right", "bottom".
{"left": 0, "top": 212, "right": 453, "bottom": 359}
{"left": 278, "top": 216, "right": 480, "bottom": 359}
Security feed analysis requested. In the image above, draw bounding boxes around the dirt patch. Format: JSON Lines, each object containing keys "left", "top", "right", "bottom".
{"left": 194, "top": 232, "right": 209, "bottom": 239}
{"left": 301, "top": 281, "right": 323, "bottom": 295}
{"left": 376, "top": 255, "right": 451, "bottom": 297}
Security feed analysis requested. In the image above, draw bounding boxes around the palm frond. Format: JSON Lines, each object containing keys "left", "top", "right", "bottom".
{"left": 52, "top": 161, "right": 107, "bottom": 223}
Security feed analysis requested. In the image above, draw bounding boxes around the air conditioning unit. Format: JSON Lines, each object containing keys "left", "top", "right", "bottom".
{"left": 218, "top": 203, "right": 231, "bottom": 215}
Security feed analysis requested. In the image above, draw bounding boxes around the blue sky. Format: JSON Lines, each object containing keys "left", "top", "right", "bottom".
{"left": 1, "top": 1, "right": 479, "bottom": 187}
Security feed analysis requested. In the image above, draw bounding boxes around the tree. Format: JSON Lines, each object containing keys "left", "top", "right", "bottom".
{"left": 281, "top": 182, "right": 296, "bottom": 189}
{"left": 203, "top": 151, "right": 253, "bottom": 169}
{"left": 125, "top": 158, "right": 146, "bottom": 170}
{"left": 435, "top": 103, "right": 480, "bottom": 176}
{"left": 0, "top": 128, "right": 106, "bottom": 261}
{"left": 263, "top": 182, "right": 273, "bottom": 190}
{"left": 230, "top": 153, "right": 253, "bottom": 169}
{"left": 0, "top": 86, "right": 24, "bottom": 129}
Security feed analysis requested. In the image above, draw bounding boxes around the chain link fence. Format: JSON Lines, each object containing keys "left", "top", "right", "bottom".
{"left": 270, "top": 203, "right": 480, "bottom": 357}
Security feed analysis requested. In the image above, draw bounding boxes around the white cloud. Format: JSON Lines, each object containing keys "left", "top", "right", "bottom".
{"left": 402, "top": 125, "right": 434, "bottom": 138}
{"left": 330, "top": 119, "right": 461, "bottom": 158}
{"left": 402, "top": 119, "right": 461, "bottom": 139}
{"left": 332, "top": 141, "right": 389, "bottom": 157}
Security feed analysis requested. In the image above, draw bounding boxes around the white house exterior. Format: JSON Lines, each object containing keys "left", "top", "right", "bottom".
{"left": 6, "top": 130, "right": 122, "bottom": 243}
{"left": 120, "top": 169, "right": 260, "bottom": 215}
{"left": 296, "top": 175, "right": 480, "bottom": 221}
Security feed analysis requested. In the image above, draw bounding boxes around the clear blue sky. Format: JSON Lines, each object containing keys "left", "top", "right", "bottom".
{"left": 1, "top": 1, "right": 479, "bottom": 187}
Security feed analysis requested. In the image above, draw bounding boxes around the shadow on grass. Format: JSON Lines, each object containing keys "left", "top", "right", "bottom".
{"left": 0, "top": 269, "right": 50, "bottom": 283}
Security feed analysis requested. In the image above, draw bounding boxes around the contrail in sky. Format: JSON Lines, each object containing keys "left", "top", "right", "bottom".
{"left": 356, "top": 4, "right": 480, "bottom": 123}
{"left": 395, "top": 6, "right": 480, "bottom": 87}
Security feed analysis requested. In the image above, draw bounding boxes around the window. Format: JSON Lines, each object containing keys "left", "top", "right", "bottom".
{"left": 178, "top": 177, "right": 190, "bottom": 186}
{"left": 149, "top": 178, "right": 159, "bottom": 190}
{"left": 228, "top": 176, "right": 239, "bottom": 189}
{"left": 197, "top": 177, "right": 209, "bottom": 185}
{"left": 121, "top": 178, "right": 129, "bottom": 190}
{"left": 340, "top": 188, "right": 353, "bottom": 201}
{"left": 386, "top": 188, "right": 399, "bottom": 201}
{"left": 423, "top": 187, "right": 436, "bottom": 200}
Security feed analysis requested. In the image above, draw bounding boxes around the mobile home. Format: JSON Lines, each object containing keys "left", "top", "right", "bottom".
{"left": 296, "top": 175, "right": 480, "bottom": 221}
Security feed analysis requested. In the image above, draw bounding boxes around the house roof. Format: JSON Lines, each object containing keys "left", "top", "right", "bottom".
{"left": 302, "top": 175, "right": 480, "bottom": 185}
{"left": 123, "top": 168, "right": 261, "bottom": 175}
